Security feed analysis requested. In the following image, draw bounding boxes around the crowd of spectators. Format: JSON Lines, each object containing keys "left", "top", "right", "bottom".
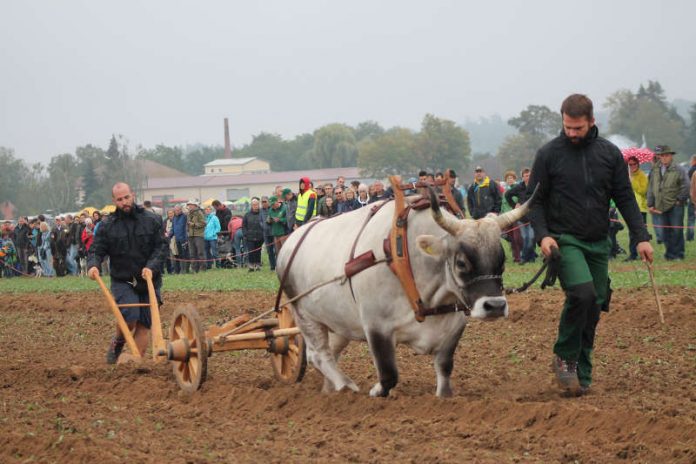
{"left": 2, "top": 157, "right": 694, "bottom": 278}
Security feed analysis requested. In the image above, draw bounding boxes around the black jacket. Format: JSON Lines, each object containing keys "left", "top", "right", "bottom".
{"left": 527, "top": 126, "right": 650, "bottom": 244}
{"left": 87, "top": 205, "right": 166, "bottom": 283}
{"left": 242, "top": 210, "right": 264, "bottom": 242}
{"left": 504, "top": 181, "right": 532, "bottom": 223}
{"left": 467, "top": 179, "right": 502, "bottom": 219}
{"left": 216, "top": 206, "right": 232, "bottom": 234}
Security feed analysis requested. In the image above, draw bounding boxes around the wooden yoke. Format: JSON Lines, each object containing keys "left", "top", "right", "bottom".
{"left": 388, "top": 175, "right": 426, "bottom": 322}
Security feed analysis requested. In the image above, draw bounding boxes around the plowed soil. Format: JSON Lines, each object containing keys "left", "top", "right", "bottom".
{"left": 1, "top": 288, "right": 695, "bottom": 463}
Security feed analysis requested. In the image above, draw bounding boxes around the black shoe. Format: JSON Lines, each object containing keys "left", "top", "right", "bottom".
{"left": 552, "top": 356, "right": 580, "bottom": 394}
{"left": 623, "top": 256, "right": 637, "bottom": 262}
{"left": 106, "top": 336, "right": 125, "bottom": 364}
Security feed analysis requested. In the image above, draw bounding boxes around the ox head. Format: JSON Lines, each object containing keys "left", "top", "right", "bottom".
{"left": 416, "top": 186, "right": 537, "bottom": 320}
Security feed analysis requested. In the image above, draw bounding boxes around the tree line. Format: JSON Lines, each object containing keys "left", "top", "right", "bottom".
{"left": 1, "top": 81, "right": 694, "bottom": 216}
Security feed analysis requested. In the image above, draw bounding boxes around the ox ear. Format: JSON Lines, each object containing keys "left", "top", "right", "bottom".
{"left": 416, "top": 235, "right": 445, "bottom": 258}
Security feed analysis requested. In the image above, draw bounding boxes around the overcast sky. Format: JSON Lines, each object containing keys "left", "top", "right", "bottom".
{"left": 2, "top": 0, "right": 695, "bottom": 164}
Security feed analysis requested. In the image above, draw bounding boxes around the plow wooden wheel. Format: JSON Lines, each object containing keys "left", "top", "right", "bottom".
{"left": 270, "top": 305, "right": 306, "bottom": 384}
{"left": 169, "top": 305, "right": 208, "bottom": 393}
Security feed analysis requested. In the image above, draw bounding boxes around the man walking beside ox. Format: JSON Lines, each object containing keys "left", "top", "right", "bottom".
{"left": 528, "top": 94, "right": 653, "bottom": 397}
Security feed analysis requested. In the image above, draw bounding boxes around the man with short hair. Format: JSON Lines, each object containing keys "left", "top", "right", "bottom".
{"left": 88, "top": 182, "right": 166, "bottom": 364}
{"left": 169, "top": 205, "right": 189, "bottom": 274}
{"left": 12, "top": 216, "right": 31, "bottom": 274}
{"left": 647, "top": 145, "right": 690, "bottom": 260}
{"left": 64, "top": 214, "right": 80, "bottom": 275}
{"left": 466, "top": 166, "right": 501, "bottom": 219}
{"left": 259, "top": 196, "right": 276, "bottom": 270}
{"left": 368, "top": 180, "right": 390, "bottom": 203}
{"left": 529, "top": 94, "right": 653, "bottom": 396}
{"left": 212, "top": 200, "right": 232, "bottom": 236}
{"left": 506, "top": 168, "right": 537, "bottom": 263}
{"left": 282, "top": 188, "right": 297, "bottom": 230}
{"left": 186, "top": 200, "right": 206, "bottom": 272}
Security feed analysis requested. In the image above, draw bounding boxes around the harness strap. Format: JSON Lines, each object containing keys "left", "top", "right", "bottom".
{"left": 274, "top": 218, "right": 325, "bottom": 312}
{"left": 346, "top": 200, "right": 392, "bottom": 300}
{"left": 388, "top": 176, "right": 428, "bottom": 322}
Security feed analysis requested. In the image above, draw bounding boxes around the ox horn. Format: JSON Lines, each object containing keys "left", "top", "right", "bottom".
{"left": 493, "top": 183, "right": 539, "bottom": 231}
{"left": 429, "top": 186, "right": 461, "bottom": 236}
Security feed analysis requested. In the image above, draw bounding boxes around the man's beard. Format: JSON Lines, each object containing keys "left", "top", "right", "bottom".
{"left": 119, "top": 204, "right": 134, "bottom": 215}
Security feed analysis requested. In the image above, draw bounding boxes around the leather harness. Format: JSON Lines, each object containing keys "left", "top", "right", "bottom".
{"left": 275, "top": 173, "right": 470, "bottom": 322}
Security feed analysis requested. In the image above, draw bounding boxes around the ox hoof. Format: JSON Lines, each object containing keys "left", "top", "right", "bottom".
{"left": 436, "top": 387, "right": 453, "bottom": 398}
{"left": 369, "top": 383, "right": 389, "bottom": 398}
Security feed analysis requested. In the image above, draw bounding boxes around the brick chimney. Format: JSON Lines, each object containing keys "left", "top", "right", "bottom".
{"left": 224, "top": 118, "right": 232, "bottom": 159}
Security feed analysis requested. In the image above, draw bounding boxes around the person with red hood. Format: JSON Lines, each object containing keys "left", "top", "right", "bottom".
{"left": 294, "top": 177, "right": 317, "bottom": 229}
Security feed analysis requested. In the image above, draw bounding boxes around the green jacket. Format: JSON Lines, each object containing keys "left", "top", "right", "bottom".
{"left": 267, "top": 204, "right": 287, "bottom": 237}
{"left": 647, "top": 163, "right": 690, "bottom": 212}
{"left": 186, "top": 207, "right": 206, "bottom": 238}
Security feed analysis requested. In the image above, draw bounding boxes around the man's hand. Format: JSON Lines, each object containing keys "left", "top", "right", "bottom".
{"left": 87, "top": 266, "right": 100, "bottom": 280}
{"left": 540, "top": 236, "right": 559, "bottom": 258}
{"left": 141, "top": 267, "right": 153, "bottom": 280}
{"left": 648, "top": 206, "right": 662, "bottom": 214}
{"left": 637, "top": 241, "right": 654, "bottom": 264}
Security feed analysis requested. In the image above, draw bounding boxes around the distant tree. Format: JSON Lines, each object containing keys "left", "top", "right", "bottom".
{"left": 353, "top": 121, "right": 385, "bottom": 142}
{"left": 311, "top": 124, "right": 358, "bottom": 168}
{"left": 508, "top": 105, "right": 561, "bottom": 139}
{"left": 358, "top": 127, "right": 418, "bottom": 177}
{"left": 683, "top": 103, "right": 696, "bottom": 155}
{"left": 183, "top": 145, "right": 223, "bottom": 175}
{"left": 496, "top": 133, "right": 542, "bottom": 174}
{"left": 138, "top": 144, "right": 186, "bottom": 173}
{"left": 0, "top": 147, "right": 27, "bottom": 210}
{"left": 605, "top": 81, "right": 686, "bottom": 152}
{"left": 47, "top": 153, "right": 80, "bottom": 212}
{"left": 416, "top": 114, "right": 471, "bottom": 173}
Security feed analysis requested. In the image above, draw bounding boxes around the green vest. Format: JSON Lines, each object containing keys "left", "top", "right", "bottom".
{"left": 649, "top": 164, "right": 685, "bottom": 212}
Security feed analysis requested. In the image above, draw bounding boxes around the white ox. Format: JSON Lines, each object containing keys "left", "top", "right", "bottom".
{"left": 276, "top": 191, "right": 532, "bottom": 397}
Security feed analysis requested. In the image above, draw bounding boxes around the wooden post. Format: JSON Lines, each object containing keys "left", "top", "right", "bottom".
{"left": 95, "top": 275, "right": 141, "bottom": 358}
{"left": 145, "top": 274, "right": 167, "bottom": 361}
{"left": 646, "top": 262, "right": 665, "bottom": 324}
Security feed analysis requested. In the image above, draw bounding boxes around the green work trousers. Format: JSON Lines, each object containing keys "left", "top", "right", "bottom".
{"left": 553, "top": 234, "right": 610, "bottom": 387}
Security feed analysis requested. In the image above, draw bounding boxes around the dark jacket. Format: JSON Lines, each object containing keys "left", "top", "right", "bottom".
{"left": 467, "top": 178, "right": 502, "bottom": 219}
{"left": 528, "top": 126, "right": 650, "bottom": 244}
{"left": 284, "top": 196, "right": 297, "bottom": 230}
{"left": 504, "top": 181, "right": 532, "bottom": 222}
{"left": 87, "top": 205, "right": 167, "bottom": 283}
{"left": 13, "top": 224, "right": 31, "bottom": 249}
{"left": 170, "top": 212, "right": 188, "bottom": 242}
{"left": 215, "top": 206, "right": 232, "bottom": 234}
{"left": 242, "top": 209, "right": 264, "bottom": 242}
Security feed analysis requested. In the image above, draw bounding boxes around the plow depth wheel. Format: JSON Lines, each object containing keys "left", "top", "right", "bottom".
{"left": 170, "top": 305, "right": 208, "bottom": 393}
{"left": 271, "top": 306, "right": 307, "bottom": 384}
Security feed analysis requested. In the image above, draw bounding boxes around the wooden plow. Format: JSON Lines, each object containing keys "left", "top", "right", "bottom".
{"left": 95, "top": 274, "right": 306, "bottom": 393}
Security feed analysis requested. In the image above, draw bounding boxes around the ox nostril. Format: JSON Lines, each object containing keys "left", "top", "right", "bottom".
{"left": 483, "top": 299, "right": 506, "bottom": 312}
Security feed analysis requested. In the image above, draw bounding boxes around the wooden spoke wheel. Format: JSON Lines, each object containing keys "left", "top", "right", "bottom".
{"left": 270, "top": 305, "right": 307, "bottom": 384}
{"left": 170, "top": 305, "right": 208, "bottom": 393}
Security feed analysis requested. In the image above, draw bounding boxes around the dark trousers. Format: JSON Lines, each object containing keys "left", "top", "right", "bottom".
{"left": 173, "top": 239, "right": 190, "bottom": 274}
{"left": 247, "top": 238, "right": 264, "bottom": 266}
{"left": 554, "top": 234, "right": 610, "bottom": 387}
{"left": 264, "top": 236, "right": 276, "bottom": 270}
{"left": 661, "top": 206, "right": 685, "bottom": 260}
{"left": 188, "top": 236, "right": 206, "bottom": 272}
{"left": 687, "top": 201, "right": 694, "bottom": 241}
